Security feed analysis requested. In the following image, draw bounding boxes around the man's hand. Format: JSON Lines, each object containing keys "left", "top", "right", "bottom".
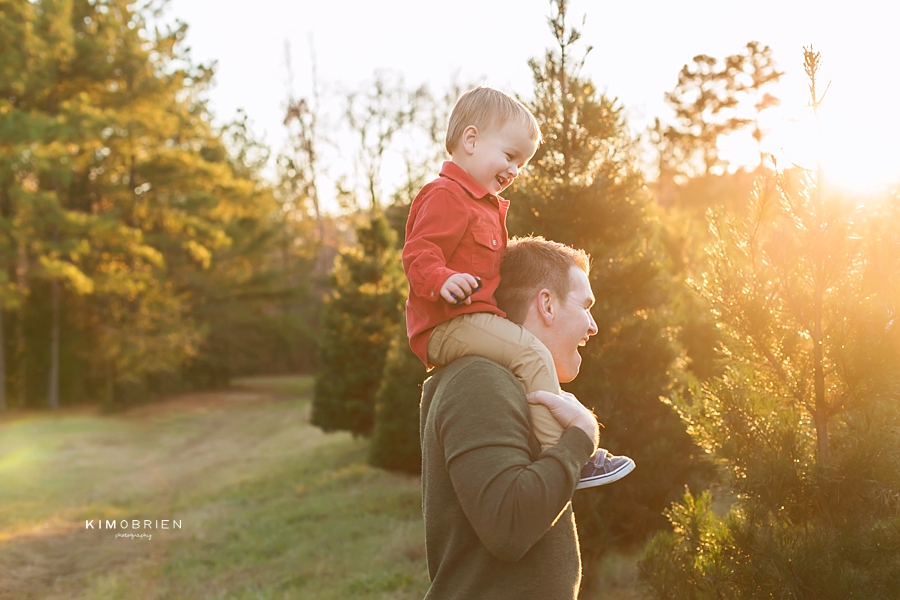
{"left": 527, "top": 390, "right": 600, "bottom": 452}
{"left": 440, "top": 273, "right": 481, "bottom": 305}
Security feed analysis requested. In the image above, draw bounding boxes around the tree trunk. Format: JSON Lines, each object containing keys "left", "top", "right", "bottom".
{"left": 16, "top": 314, "right": 25, "bottom": 407}
{"left": 105, "top": 359, "right": 116, "bottom": 411}
{"left": 812, "top": 333, "right": 830, "bottom": 466}
{"left": 16, "top": 237, "right": 27, "bottom": 407}
{"left": 48, "top": 279, "right": 60, "bottom": 409}
{"left": 806, "top": 47, "right": 830, "bottom": 467}
{"left": 0, "top": 308, "right": 5, "bottom": 410}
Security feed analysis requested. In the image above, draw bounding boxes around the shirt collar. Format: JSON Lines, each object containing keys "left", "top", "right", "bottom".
{"left": 439, "top": 161, "right": 498, "bottom": 201}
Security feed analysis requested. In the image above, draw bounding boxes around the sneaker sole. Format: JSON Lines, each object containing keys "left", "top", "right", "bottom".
{"left": 575, "top": 460, "right": 636, "bottom": 490}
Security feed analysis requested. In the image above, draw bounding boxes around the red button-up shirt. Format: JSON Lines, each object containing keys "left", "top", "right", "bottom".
{"left": 403, "top": 161, "right": 508, "bottom": 366}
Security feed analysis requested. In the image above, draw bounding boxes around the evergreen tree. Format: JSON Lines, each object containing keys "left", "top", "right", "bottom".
{"left": 506, "top": 1, "right": 712, "bottom": 592}
{"left": 0, "top": 0, "right": 291, "bottom": 407}
{"left": 59, "top": 0, "right": 276, "bottom": 402}
{"left": 312, "top": 212, "right": 405, "bottom": 436}
{"left": 368, "top": 80, "right": 482, "bottom": 475}
{"left": 659, "top": 41, "right": 783, "bottom": 181}
{"left": 179, "top": 111, "right": 306, "bottom": 386}
{"left": 369, "top": 319, "right": 426, "bottom": 474}
{"left": 642, "top": 180, "right": 900, "bottom": 600}
{"left": 640, "top": 49, "right": 900, "bottom": 599}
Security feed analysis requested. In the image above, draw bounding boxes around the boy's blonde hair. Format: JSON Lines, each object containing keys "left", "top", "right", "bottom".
{"left": 445, "top": 86, "right": 542, "bottom": 155}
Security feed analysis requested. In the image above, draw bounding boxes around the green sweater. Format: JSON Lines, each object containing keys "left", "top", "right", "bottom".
{"left": 420, "top": 356, "right": 595, "bottom": 599}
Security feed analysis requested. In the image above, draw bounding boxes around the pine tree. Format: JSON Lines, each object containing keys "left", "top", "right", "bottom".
{"left": 506, "top": 1, "right": 712, "bottom": 591}
{"left": 369, "top": 319, "right": 426, "bottom": 474}
{"left": 312, "top": 212, "right": 405, "bottom": 436}
{"left": 57, "top": 0, "right": 267, "bottom": 403}
{"left": 0, "top": 0, "right": 289, "bottom": 407}
{"left": 177, "top": 111, "right": 303, "bottom": 387}
{"left": 368, "top": 80, "right": 475, "bottom": 474}
{"left": 659, "top": 41, "right": 782, "bottom": 181}
{"left": 0, "top": 0, "right": 39, "bottom": 408}
{"left": 640, "top": 49, "right": 900, "bottom": 600}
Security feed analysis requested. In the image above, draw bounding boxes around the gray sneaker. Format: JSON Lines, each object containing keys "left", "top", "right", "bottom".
{"left": 576, "top": 448, "right": 635, "bottom": 489}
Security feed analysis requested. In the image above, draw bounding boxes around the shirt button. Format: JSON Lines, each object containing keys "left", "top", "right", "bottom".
{"left": 492, "top": 239, "right": 497, "bottom": 246}
{"left": 430, "top": 291, "right": 434, "bottom": 297}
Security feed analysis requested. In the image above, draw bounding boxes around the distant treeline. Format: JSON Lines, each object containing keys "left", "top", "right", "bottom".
{"left": 0, "top": 0, "right": 328, "bottom": 409}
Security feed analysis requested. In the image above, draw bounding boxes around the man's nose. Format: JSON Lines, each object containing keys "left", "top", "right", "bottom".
{"left": 587, "top": 313, "right": 598, "bottom": 336}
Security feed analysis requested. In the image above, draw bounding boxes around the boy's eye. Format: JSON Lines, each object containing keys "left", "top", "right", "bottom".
{"left": 504, "top": 153, "right": 513, "bottom": 160}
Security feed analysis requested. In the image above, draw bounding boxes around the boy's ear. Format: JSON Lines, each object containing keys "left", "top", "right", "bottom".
{"left": 460, "top": 125, "right": 479, "bottom": 155}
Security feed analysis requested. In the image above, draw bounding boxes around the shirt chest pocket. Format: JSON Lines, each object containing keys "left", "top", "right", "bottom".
{"left": 470, "top": 228, "right": 502, "bottom": 278}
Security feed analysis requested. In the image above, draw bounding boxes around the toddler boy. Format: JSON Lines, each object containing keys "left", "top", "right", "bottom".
{"left": 402, "top": 86, "right": 634, "bottom": 489}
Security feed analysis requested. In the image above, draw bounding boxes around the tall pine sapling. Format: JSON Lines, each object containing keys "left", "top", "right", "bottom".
{"left": 641, "top": 47, "right": 900, "bottom": 600}
{"left": 369, "top": 319, "right": 426, "bottom": 474}
{"left": 507, "top": 1, "right": 712, "bottom": 593}
{"left": 312, "top": 212, "right": 405, "bottom": 437}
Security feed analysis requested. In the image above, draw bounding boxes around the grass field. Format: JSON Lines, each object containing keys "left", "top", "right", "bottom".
{"left": 0, "top": 376, "right": 644, "bottom": 600}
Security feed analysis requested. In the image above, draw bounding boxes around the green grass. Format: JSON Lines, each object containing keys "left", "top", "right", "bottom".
{"left": 0, "top": 375, "right": 646, "bottom": 599}
{"left": 0, "top": 376, "right": 428, "bottom": 600}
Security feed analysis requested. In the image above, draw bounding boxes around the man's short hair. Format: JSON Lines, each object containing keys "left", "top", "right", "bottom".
{"left": 496, "top": 236, "right": 591, "bottom": 324}
{"left": 445, "top": 86, "right": 542, "bottom": 155}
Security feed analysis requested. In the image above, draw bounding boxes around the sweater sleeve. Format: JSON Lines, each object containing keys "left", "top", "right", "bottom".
{"left": 402, "top": 188, "right": 470, "bottom": 301}
{"left": 436, "top": 360, "right": 594, "bottom": 562}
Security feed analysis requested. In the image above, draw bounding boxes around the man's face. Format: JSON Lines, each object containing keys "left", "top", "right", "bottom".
{"left": 544, "top": 267, "right": 598, "bottom": 383}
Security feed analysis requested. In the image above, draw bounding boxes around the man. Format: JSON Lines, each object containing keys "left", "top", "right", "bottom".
{"left": 419, "top": 235, "right": 603, "bottom": 599}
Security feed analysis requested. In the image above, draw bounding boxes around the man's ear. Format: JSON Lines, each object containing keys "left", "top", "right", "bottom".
{"left": 460, "top": 125, "right": 479, "bottom": 155}
{"left": 536, "top": 288, "right": 555, "bottom": 326}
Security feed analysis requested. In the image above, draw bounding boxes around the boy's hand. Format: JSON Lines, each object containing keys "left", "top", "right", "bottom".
{"left": 527, "top": 390, "right": 601, "bottom": 452}
{"left": 440, "top": 273, "right": 481, "bottom": 305}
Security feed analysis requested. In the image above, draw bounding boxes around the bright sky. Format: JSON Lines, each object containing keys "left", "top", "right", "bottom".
{"left": 165, "top": 0, "right": 900, "bottom": 199}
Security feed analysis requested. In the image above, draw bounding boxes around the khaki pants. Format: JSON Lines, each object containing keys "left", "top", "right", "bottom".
{"left": 428, "top": 312, "right": 564, "bottom": 450}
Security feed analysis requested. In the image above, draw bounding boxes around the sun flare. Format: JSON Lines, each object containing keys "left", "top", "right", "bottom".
{"left": 719, "top": 98, "right": 899, "bottom": 197}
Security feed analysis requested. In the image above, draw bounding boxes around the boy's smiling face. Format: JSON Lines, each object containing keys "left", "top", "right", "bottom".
{"left": 455, "top": 121, "right": 538, "bottom": 195}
